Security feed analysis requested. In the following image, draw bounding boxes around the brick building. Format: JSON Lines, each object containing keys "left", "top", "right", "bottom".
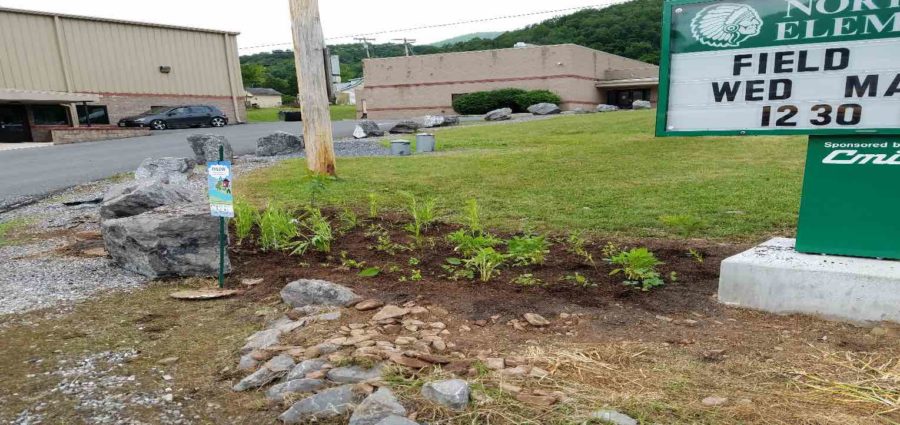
{"left": 0, "top": 7, "right": 245, "bottom": 143}
{"left": 357, "top": 44, "right": 659, "bottom": 119}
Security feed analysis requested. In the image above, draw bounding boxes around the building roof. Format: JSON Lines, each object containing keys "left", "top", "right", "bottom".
{"left": 246, "top": 87, "right": 283, "bottom": 96}
{"left": 0, "top": 6, "right": 240, "bottom": 36}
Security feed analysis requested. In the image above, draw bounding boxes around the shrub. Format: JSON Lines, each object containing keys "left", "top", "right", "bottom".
{"left": 507, "top": 234, "right": 550, "bottom": 266}
{"left": 608, "top": 247, "right": 665, "bottom": 291}
{"left": 447, "top": 230, "right": 502, "bottom": 258}
{"left": 258, "top": 205, "right": 297, "bottom": 252}
{"left": 465, "top": 247, "right": 506, "bottom": 283}
{"left": 451, "top": 88, "right": 561, "bottom": 114}
{"left": 514, "top": 90, "right": 562, "bottom": 111}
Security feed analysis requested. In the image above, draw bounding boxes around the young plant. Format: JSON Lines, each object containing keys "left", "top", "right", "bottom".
{"left": 465, "top": 247, "right": 506, "bottom": 283}
{"left": 608, "top": 247, "right": 665, "bottom": 291}
{"left": 365, "top": 224, "right": 408, "bottom": 255}
{"left": 688, "top": 248, "right": 705, "bottom": 264}
{"left": 339, "top": 251, "right": 366, "bottom": 269}
{"left": 441, "top": 258, "right": 475, "bottom": 281}
{"left": 659, "top": 215, "right": 707, "bottom": 237}
{"left": 507, "top": 234, "right": 550, "bottom": 266}
{"left": 338, "top": 208, "right": 359, "bottom": 234}
{"left": 233, "top": 199, "right": 256, "bottom": 244}
{"left": 409, "top": 269, "right": 423, "bottom": 282}
{"left": 368, "top": 193, "right": 379, "bottom": 218}
{"left": 447, "top": 230, "right": 502, "bottom": 258}
{"left": 257, "top": 205, "right": 297, "bottom": 252}
{"left": 565, "top": 272, "right": 596, "bottom": 288}
{"left": 401, "top": 192, "right": 437, "bottom": 245}
{"left": 601, "top": 242, "right": 621, "bottom": 260}
{"left": 463, "top": 199, "right": 483, "bottom": 235}
{"left": 512, "top": 273, "right": 543, "bottom": 287}
{"left": 289, "top": 207, "right": 334, "bottom": 255}
{"left": 567, "top": 231, "right": 596, "bottom": 267}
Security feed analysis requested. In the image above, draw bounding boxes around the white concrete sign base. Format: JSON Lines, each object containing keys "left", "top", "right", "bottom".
{"left": 719, "top": 238, "right": 900, "bottom": 324}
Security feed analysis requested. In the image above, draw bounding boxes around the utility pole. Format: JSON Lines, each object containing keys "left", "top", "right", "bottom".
{"left": 290, "top": 0, "right": 336, "bottom": 176}
{"left": 392, "top": 38, "right": 416, "bottom": 56}
{"left": 354, "top": 37, "right": 375, "bottom": 58}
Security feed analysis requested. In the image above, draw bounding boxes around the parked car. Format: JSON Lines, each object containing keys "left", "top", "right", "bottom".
{"left": 118, "top": 105, "right": 228, "bottom": 130}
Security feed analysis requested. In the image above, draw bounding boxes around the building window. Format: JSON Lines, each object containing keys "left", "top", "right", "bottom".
{"left": 31, "top": 105, "right": 69, "bottom": 125}
{"left": 77, "top": 105, "right": 110, "bottom": 125}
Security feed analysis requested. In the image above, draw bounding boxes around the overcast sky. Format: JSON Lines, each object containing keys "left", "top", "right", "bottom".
{"left": 0, "top": 0, "right": 622, "bottom": 54}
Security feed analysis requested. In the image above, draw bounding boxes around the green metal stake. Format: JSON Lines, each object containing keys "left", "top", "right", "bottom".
{"left": 218, "top": 144, "right": 225, "bottom": 289}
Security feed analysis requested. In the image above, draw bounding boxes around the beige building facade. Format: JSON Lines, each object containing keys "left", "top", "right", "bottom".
{"left": 246, "top": 88, "right": 284, "bottom": 109}
{"left": 357, "top": 44, "right": 659, "bottom": 119}
{"left": 0, "top": 7, "right": 245, "bottom": 143}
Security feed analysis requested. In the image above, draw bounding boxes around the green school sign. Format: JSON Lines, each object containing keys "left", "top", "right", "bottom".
{"left": 656, "top": 0, "right": 900, "bottom": 260}
{"left": 656, "top": 0, "right": 900, "bottom": 137}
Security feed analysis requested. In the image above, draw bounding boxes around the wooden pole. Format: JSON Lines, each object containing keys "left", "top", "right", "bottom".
{"left": 290, "top": 0, "right": 336, "bottom": 176}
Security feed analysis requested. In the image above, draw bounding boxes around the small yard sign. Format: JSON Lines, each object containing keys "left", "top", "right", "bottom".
{"left": 656, "top": 0, "right": 900, "bottom": 136}
{"left": 207, "top": 161, "right": 234, "bottom": 218}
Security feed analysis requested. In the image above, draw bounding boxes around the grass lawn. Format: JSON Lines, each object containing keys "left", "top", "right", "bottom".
{"left": 242, "top": 110, "right": 808, "bottom": 241}
{"left": 246, "top": 105, "right": 357, "bottom": 122}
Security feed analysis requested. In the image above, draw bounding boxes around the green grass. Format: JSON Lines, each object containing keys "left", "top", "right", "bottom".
{"left": 242, "top": 110, "right": 807, "bottom": 241}
{"left": 246, "top": 105, "right": 357, "bottom": 122}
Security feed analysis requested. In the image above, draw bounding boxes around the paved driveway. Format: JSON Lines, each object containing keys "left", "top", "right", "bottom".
{"left": 0, "top": 120, "right": 384, "bottom": 207}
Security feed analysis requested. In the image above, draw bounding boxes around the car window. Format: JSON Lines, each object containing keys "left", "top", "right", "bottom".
{"left": 171, "top": 107, "right": 189, "bottom": 115}
{"left": 190, "top": 107, "right": 209, "bottom": 114}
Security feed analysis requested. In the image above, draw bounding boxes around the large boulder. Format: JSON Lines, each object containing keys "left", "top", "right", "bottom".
{"left": 101, "top": 202, "right": 230, "bottom": 279}
{"left": 349, "top": 388, "right": 407, "bottom": 425}
{"left": 233, "top": 354, "right": 295, "bottom": 392}
{"left": 421, "top": 379, "right": 470, "bottom": 411}
{"left": 279, "top": 385, "right": 366, "bottom": 424}
{"left": 187, "top": 134, "right": 234, "bottom": 164}
{"left": 266, "top": 379, "right": 328, "bottom": 402}
{"left": 389, "top": 120, "right": 420, "bottom": 134}
{"left": 422, "top": 115, "right": 461, "bottom": 128}
{"left": 100, "top": 179, "right": 194, "bottom": 220}
{"left": 632, "top": 100, "right": 652, "bottom": 110}
{"left": 256, "top": 132, "right": 304, "bottom": 157}
{"left": 484, "top": 108, "right": 512, "bottom": 121}
{"left": 280, "top": 279, "right": 358, "bottom": 308}
{"left": 354, "top": 121, "right": 386, "bottom": 139}
{"left": 527, "top": 103, "right": 561, "bottom": 115}
{"left": 596, "top": 104, "right": 620, "bottom": 113}
{"left": 134, "top": 157, "right": 196, "bottom": 183}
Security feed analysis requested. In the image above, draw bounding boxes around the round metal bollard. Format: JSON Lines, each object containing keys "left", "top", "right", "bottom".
{"left": 416, "top": 133, "right": 436, "bottom": 153}
{"left": 390, "top": 140, "right": 411, "bottom": 156}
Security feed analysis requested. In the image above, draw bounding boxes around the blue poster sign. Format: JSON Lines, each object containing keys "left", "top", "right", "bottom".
{"left": 207, "top": 161, "right": 234, "bottom": 218}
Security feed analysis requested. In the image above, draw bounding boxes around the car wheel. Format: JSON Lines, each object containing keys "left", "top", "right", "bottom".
{"left": 210, "top": 117, "right": 226, "bottom": 127}
{"left": 150, "top": 120, "right": 167, "bottom": 130}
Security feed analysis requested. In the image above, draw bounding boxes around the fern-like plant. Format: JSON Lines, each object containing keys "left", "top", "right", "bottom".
{"left": 608, "top": 247, "right": 665, "bottom": 291}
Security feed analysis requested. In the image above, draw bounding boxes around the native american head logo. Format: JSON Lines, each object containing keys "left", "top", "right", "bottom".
{"left": 691, "top": 3, "right": 763, "bottom": 48}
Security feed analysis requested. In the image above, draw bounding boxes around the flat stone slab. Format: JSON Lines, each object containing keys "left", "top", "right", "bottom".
{"left": 719, "top": 238, "right": 900, "bottom": 324}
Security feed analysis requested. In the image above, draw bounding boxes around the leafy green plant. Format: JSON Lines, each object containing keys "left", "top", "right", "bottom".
{"left": 409, "top": 269, "right": 423, "bottom": 282}
{"left": 447, "top": 230, "right": 502, "bottom": 258}
{"left": 400, "top": 192, "right": 437, "bottom": 245}
{"left": 465, "top": 247, "right": 506, "bottom": 283}
{"left": 339, "top": 251, "right": 366, "bottom": 269}
{"left": 567, "top": 232, "right": 596, "bottom": 267}
{"left": 441, "top": 258, "right": 474, "bottom": 281}
{"left": 289, "top": 207, "right": 334, "bottom": 255}
{"left": 565, "top": 272, "right": 596, "bottom": 288}
{"left": 358, "top": 267, "right": 381, "bottom": 277}
{"left": 368, "top": 193, "right": 379, "bottom": 218}
{"left": 601, "top": 242, "right": 621, "bottom": 260}
{"left": 512, "top": 273, "right": 543, "bottom": 287}
{"left": 338, "top": 208, "right": 359, "bottom": 234}
{"left": 408, "top": 257, "right": 420, "bottom": 266}
{"left": 365, "top": 224, "right": 408, "bottom": 255}
{"left": 608, "top": 247, "right": 665, "bottom": 291}
{"left": 659, "top": 215, "right": 707, "bottom": 237}
{"left": 688, "top": 248, "right": 705, "bottom": 264}
{"left": 463, "top": 199, "right": 483, "bottom": 235}
{"left": 232, "top": 200, "right": 257, "bottom": 244}
{"left": 257, "top": 205, "right": 297, "bottom": 252}
{"left": 669, "top": 271, "right": 678, "bottom": 282}
{"left": 507, "top": 234, "right": 550, "bottom": 266}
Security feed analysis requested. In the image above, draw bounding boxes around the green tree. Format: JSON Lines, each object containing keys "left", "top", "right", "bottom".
{"left": 241, "top": 63, "right": 268, "bottom": 88}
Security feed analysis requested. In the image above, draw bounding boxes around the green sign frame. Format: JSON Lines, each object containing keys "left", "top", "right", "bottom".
{"left": 655, "top": 0, "right": 900, "bottom": 137}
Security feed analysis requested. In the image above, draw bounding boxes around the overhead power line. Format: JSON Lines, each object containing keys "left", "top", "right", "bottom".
{"left": 238, "top": 2, "right": 622, "bottom": 51}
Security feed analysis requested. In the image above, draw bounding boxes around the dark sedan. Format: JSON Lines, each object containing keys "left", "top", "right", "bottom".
{"left": 118, "top": 105, "right": 228, "bottom": 130}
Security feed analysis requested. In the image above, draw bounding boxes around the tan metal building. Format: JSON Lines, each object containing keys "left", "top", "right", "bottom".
{"left": 0, "top": 7, "right": 246, "bottom": 143}
{"left": 357, "top": 44, "right": 659, "bottom": 119}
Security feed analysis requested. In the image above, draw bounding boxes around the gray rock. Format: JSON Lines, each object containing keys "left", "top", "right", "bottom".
{"left": 570, "top": 107, "right": 591, "bottom": 114}
{"left": 349, "top": 388, "right": 407, "bottom": 425}
{"left": 389, "top": 121, "right": 420, "bottom": 134}
{"left": 233, "top": 366, "right": 282, "bottom": 392}
{"left": 279, "top": 385, "right": 365, "bottom": 424}
{"left": 421, "top": 115, "right": 459, "bottom": 128}
{"left": 527, "top": 103, "right": 561, "bottom": 115}
{"left": 266, "top": 354, "right": 296, "bottom": 373}
{"left": 375, "top": 416, "right": 420, "bottom": 425}
{"left": 484, "top": 108, "right": 512, "bottom": 121}
{"left": 596, "top": 104, "right": 620, "bottom": 113}
{"left": 421, "top": 379, "right": 470, "bottom": 411}
{"left": 134, "top": 157, "right": 196, "bottom": 183}
{"left": 354, "top": 121, "right": 385, "bottom": 139}
{"left": 281, "top": 279, "right": 358, "bottom": 308}
{"left": 187, "top": 134, "right": 233, "bottom": 164}
{"left": 285, "top": 359, "right": 329, "bottom": 381}
{"left": 326, "top": 364, "right": 383, "bottom": 384}
{"left": 256, "top": 132, "right": 304, "bottom": 157}
{"left": 591, "top": 410, "right": 638, "bottom": 425}
{"left": 101, "top": 202, "right": 230, "bottom": 279}
{"left": 266, "top": 379, "right": 327, "bottom": 402}
{"left": 100, "top": 179, "right": 194, "bottom": 220}
{"left": 237, "top": 355, "right": 259, "bottom": 371}
{"left": 632, "top": 100, "right": 652, "bottom": 110}
{"left": 241, "top": 328, "right": 282, "bottom": 355}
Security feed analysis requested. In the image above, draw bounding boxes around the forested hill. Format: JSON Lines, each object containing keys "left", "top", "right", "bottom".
{"left": 239, "top": 0, "right": 662, "bottom": 98}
